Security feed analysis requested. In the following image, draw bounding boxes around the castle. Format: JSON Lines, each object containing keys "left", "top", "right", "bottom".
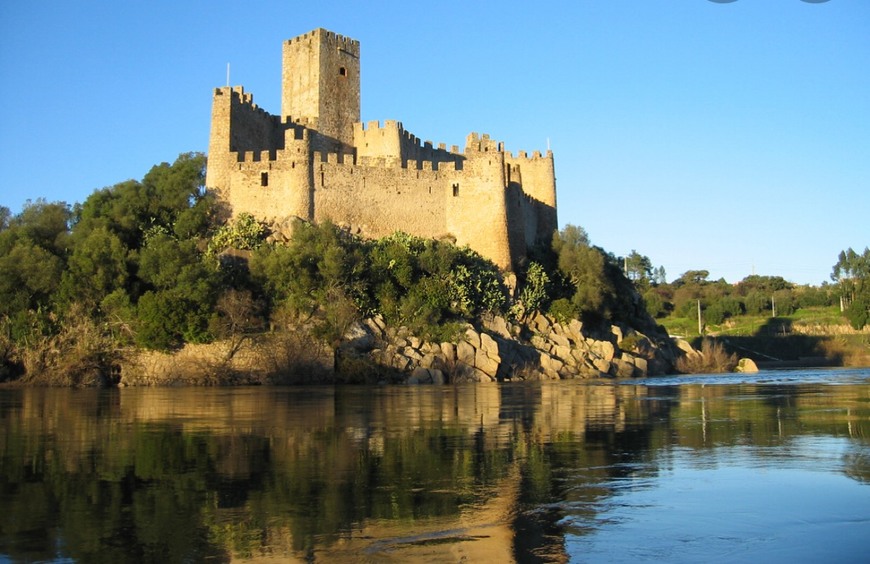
{"left": 206, "top": 28, "right": 557, "bottom": 270}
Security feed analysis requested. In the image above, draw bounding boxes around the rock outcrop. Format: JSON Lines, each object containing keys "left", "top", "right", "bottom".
{"left": 339, "top": 313, "right": 679, "bottom": 384}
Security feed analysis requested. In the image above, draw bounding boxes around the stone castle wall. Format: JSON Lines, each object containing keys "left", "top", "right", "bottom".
{"left": 206, "top": 28, "right": 557, "bottom": 271}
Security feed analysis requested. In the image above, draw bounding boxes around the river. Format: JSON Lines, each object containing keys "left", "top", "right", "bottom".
{"left": 1, "top": 368, "right": 868, "bottom": 563}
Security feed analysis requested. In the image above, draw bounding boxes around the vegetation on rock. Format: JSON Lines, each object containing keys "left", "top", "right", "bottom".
{"left": 0, "top": 153, "right": 865, "bottom": 384}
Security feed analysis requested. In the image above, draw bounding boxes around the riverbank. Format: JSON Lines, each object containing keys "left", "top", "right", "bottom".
{"left": 7, "top": 311, "right": 867, "bottom": 387}
{"left": 113, "top": 313, "right": 682, "bottom": 387}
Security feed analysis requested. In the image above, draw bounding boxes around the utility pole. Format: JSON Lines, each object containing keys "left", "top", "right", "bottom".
{"left": 772, "top": 294, "right": 777, "bottom": 318}
{"left": 697, "top": 299, "right": 702, "bottom": 335}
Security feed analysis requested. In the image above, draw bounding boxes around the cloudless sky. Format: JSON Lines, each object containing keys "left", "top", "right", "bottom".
{"left": 1, "top": 0, "right": 867, "bottom": 285}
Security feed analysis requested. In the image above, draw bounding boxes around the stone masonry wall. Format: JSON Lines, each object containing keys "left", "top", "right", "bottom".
{"left": 207, "top": 29, "right": 557, "bottom": 271}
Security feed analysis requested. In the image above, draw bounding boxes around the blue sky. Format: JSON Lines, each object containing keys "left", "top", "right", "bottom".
{"left": 1, "top": 0, "right": 867, "bottom": 285}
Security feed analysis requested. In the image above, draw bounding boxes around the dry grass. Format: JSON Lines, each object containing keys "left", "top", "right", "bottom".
{"left": 17, "top": 305, "right": 121, "bottom": 386}
{"left": 675, "top": 338, "right": 738, "bottom": 374}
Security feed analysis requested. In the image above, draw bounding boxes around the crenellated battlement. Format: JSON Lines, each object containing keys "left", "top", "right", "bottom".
{"left": 507, "top": 149, "right": 554, "bottom": 161}
{"left": 285, "top": 28, "right": 360, "bottom": 52}
{"left": 214, "top": 86, "right": 281, "bottom": 124}
{"left": 465, "top": 132, "right": 503, "bottom": 154}
{"left": 207, "top": 28, "right": 556, "bottom": 271}
{"left": 237, "top": 149, "right": 278, "bottom": 163}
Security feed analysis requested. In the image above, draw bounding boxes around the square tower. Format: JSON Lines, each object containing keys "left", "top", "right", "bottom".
{"left": 281, "top": 28, "right": 360, "bottom": 151}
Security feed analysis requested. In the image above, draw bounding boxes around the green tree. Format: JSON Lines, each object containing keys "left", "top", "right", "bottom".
{"left": 737, "top": 275, "right": 792, "bottom": 295}
{"left": 0, "top": 199, "right": 71, "bottom": 257}
{"left": 72, "top": 153, "right": 210, "bottom": 250}
{"left": 551, "top": 226, "right": 611, "bottom": 318}
{"left": 743, "top": 291, "right": 770, "bottom": 315}
{"left": 643, "top": 288, "right": 670, "bottom": 319}
{"left": 675, "top": 270, "right": 710, "bottom": 287}
{"left": 133, "top": 232, "right": 220, "bottom": 349}
{"left": 0, "top": 242, "right": 64, "bottom": 318}
{"left": 624, "top": 250, "right": 653, "bottom": 287}
{"left": 251, "top": 221, "right": 368, "bottom": 342}
{"left": 832, "top": 247, "right": 870, "bottom": 328}
{"left": 59, "top": 227, "right": 129, "bottom": 309}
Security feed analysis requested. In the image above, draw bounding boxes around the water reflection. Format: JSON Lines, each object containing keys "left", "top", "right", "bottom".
{"left": 1, "top": 370, "right": 868, "bottom": 562}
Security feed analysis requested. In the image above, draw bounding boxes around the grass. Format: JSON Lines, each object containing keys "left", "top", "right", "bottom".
{"left": 660, "top": 306, "right": 870, "bottom": 367}
{"left": 659, "top": 306, "right": 847, "bottom": 338}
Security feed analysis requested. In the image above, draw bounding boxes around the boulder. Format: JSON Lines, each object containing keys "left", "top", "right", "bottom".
{"left": 452, "top": 362, "right": 476, "bottom": 383}
{"left": 593, "top": 358, "right": 611, "bottom": 374}
{"left": 736, "top": 358, "right": 759, "bottom": 373}
{"left": 673, "top": 338, "right": 698, "bottom": 357}
{"left": 440, "top": 342, "right": 456, "bottom": 364}
{"left": 589, "top": 340, "right": 616, "bottom": 362}
{"left": 457, "top": 340, "right": 476, "bottom": 365}
{"left": 532, "top": 312, "right": 552, "bottom": 334}
{"left": 553, "top": 344, "right": 572, "bottom": 361}
{"left": 567, "top": 319, "right": 584, "bottom": 342}
{"left": 539, "top": 353, "right": 564, "bottom": 374}
{"left": 633, "top": 356, "right": 649, "bottom": 376}
{"left": 611, "top": 325, "right": 624, "bottom": 343}
{"left": 530, "top": 335, "right": 551, "bottom": 353}
{"left": 408, "top": 367, "right": 432, "bottom": 384}
{"left": 473, "top": 367, "right": 495, "bottom": 382}
{"left": 480, "top": 333, "right": 499, "bottom": 356}
{"left": 550, "top": 332, "right": 571, "bottom": 348}
{"left": 485, "top": 315, "right": 512, "bottom": 339}
{"left": 402, "top": 348, "right": 423, "bottom": 362}
{"left": 475, "top": 349, "right": 500, "bottom": 378}
{"left": 420, "top": 353, "right": 438, "bottom": 369}
{"left": 610, "top": 359, "right": 635, "bottom": 379}
{"left": 464, "top": 328, "right": 481, "bottom": 349}
{"left": 431, "top": 369, "right": 446, "bottom": 385}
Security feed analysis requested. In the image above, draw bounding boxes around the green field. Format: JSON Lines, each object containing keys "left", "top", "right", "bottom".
{"left": 659, "top": 307, "right": 870, "bottom": 366}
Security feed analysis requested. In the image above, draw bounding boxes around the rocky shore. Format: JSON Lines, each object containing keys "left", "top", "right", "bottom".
{"left": 338, "top": 312, "right": 682, "bottom": 384}
{"left": 115, "top": 313, "right": 687, "bottom": 386}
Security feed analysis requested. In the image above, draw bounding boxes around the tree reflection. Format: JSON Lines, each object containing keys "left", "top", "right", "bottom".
{"left": 0, "top": 379, "right": 868, "bottom": 562}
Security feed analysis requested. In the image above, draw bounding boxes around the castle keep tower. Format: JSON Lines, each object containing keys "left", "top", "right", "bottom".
{"left": 281, "top": 29, "right": 360, "bottom": 152}
{"left": 206, "top": 29, "right": 556, "bottom": 271}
